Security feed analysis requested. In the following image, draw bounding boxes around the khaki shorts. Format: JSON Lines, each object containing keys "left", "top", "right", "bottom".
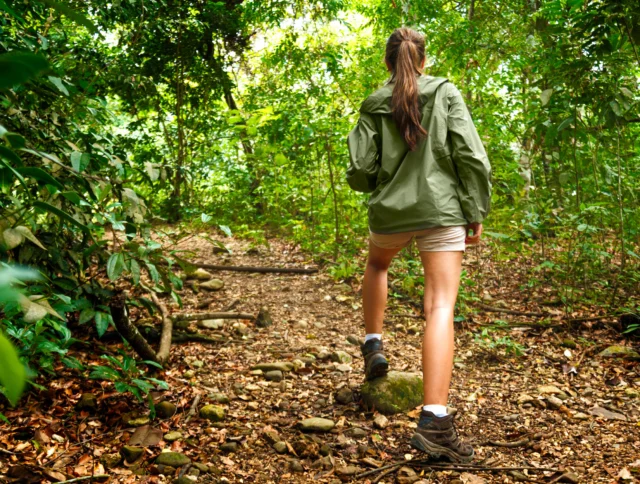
{"left": 369, "top": 225, "right": 467, "bottom": 252}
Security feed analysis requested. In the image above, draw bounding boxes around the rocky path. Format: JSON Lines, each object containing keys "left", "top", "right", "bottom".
{"left": 1, "top": 233, "right": 638, "bottom": 483}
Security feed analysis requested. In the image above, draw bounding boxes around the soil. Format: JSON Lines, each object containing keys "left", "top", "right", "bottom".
{"left": 0, "top": 232, "right": 638, "bottom": 483}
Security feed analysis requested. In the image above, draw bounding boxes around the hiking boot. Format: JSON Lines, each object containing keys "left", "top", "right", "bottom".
{"left": 410, "top": 408, "right": 474, "bottom": 463}
{"left": 360, "top": 338, "right": 389, "bottom": 381}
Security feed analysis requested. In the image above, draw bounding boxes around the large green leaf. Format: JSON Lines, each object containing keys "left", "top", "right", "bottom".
{"left": 33, "top": 201, "right": 91, "bottom": 234}
{"left": 16, "top": 167, "right": 64, "bottom": 190}
{"left": 0, "top": 52, "right": 49, "bottom": 89}
{"left": 107, "top": 252, "right": 125, "bottom": 281}
{"left": 41, "top": 0, "right": 98, "bottom": 34}
{"left": 0, "top": 332, "right": 26, "bottom": 406}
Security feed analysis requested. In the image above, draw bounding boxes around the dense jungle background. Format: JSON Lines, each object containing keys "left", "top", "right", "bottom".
{"left": 0, "top": 0, "right": 639, "bottom": 483}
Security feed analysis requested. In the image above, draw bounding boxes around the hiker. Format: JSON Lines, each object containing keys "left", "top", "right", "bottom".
{"left": 346, "top": 27, "right": 492, "bottom": 463}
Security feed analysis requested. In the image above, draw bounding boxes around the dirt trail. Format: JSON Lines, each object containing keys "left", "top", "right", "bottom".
{"left": 1, "top": 234, "right": 638, "bottom": 483}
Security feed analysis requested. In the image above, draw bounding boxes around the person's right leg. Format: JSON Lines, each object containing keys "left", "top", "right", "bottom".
{"left": 410, "top": 249, "right": 474, "bottom": 462}
{"left": 420, "top": 250, "right": 462, "bottom": 406}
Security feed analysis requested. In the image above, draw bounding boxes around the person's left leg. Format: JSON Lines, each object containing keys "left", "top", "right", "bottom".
{"left": 362, "top": 239, "right": 402, "bottom": 336}
{"left": 360, "top": 239, "right": 403, "bottom": 380}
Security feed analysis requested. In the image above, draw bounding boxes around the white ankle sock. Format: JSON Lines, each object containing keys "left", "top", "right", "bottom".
{"left": 364, "top": 333, "right": 382, "bottom": 343}
{"left": 422, "top": 404, "right": 448, "bottom": 417}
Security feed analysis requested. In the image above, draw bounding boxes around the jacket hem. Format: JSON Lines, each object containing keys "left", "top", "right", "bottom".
{"left": 369, "top": 219, "right": 469, "bottom": 235}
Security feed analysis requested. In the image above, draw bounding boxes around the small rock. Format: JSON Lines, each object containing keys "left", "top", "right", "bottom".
{"left": 373, "top": 414, "right": 389, "bottom": 429}
{"left": 191, "top": 360, "right": 204, "bottom": 368}
{"left": 537, "top": 385, "right": 564, "bottom": 395}
{"left": 76, "top": 393, "right": 98, "bottom": 411}
{"left": 121, "top": 445, "right": 144, "bottom": 463}
{"left": 193, "top": 463, "right": 209, "bottom": 472}
{"left": 200, "top": 405, "right": 225, "bottom": 422}
{"left": 561, "top": 339, "right": 577, "bottom": 349}
{"left": 546, "top": 395, "right": 563, "bottom": 409}
{"left": 573, "top": 412, "right": 589, "bottom": 420}
{"left": 319, "top": 443, "right": 331, "bottom": 456}
{"left": 316, "top": 349, "right": 332, "bottom": 361}
{"left": 122, "top": 412, "right": 150, "bottom": 427}
{"left": 334, "top": 283, "right": 352, "bottom": 293}
{"left": 588, "top": 406, "right": 627, "bottom": 421}
{"left": 346, "top": 427, "right": 367, "bottom": 439}
{"left": 251, "top": 362, "right": 293, "bottom": 372}
{"left": 209, "top": 393, "right": 230, "bottom": 404}
{"left": 599, "top": 345, "right": 640, "bottom": 360}
{"left": 335, "top": 363, "right": 352, "bottom": 372}
{"left": 255, "top": 307, "right": 272, "bottom": 328}
{"left": 347, "top": 335, "right": 363, "bottom": 346}
{"left": 220, "top": 442, "right": 238, "bottom": 453}
{"left": 336, "top": 465, "right": 360, "bottom": 476}
{"left": 173, "top": 477, "right": 196, "bottom": 484}
{"left": 101, "top": 453, "right": 122, "bottom": 469}
{"left": 293, "top": 320, "right": 309, "bottom": 329}
{"left": 265, "top": 370, "right": 283, "bottom": 382}
{"left": 192, "top": 268, "right": 213, "bottom": 280}
{"left": 335, "top": 387, "right": 354, "bottom": 404}
{"left": 263, "top": 430, "right": 281, "bottom": 446}
{"left": 273, "top": 441, "right": 288, "bottom": 454}
{"left": 184, "top": 370, "right": 196, "bottom": 378}
{"left": 156, "top": 401, "right": 177, "bottom": 418}
{"left": 397, "top": 466, "right": 419, "bottom": 484}
{"left": 625, "top": 388, "right": 639, "bottom": 398}
{"left": 299, "top": 417, "right": 335, "bottom": 432}
{"left": 558, "top": 471, "right": 580, "bottom": 483}
{"left": 198, "top": 319, "right": 225, "bottom": 330}
{"left": 233, "top": 322, "right": 248, "bottom": 335}
{"left": 200, "top": 279, "right": 224, "bottom": 291}
{"left": 289, "top": 459, "right": 304, "bottom": 472}
{"left": 156, "top": 452, "right": 191, "bottom": 467}
{"left": 360, "top": 371, "right": 424, "bottom": 415}
{"left": 164, "top": 431, "right": 183, "bottom": 442}
{"left": 331, "top": 351, "right": 352, "bottom": 363}
{"left": 292, "top": 359, "right": 305, "bottom": 371}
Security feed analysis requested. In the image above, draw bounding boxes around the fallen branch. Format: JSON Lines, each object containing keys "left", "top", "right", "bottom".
{"left": 110, "top": 292, "right": 160, "bottom": 365}
{"left": 474, "top": 303, "right": 548, "bottom": 318}
{"left": 56, "top": 476, "right": 109, "bottom": 484}
{"left": 357, "top": 459, "right": 562, "bottom": 480}
{"left": 150, "top": 293, "right": 173, "bottom": 364}
{"left": 194, "top": 262, "right": 318, "bottom": 274}
{"left": 172, "top": 312, "right": 254, "bottom": 322}
{"left": 484, "top": 437, "right": 530, "bottom": 448}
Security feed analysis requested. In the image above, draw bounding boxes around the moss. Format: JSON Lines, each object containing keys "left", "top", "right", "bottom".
{"left": 361, "top": 371, "right": 423, "bottom": 415}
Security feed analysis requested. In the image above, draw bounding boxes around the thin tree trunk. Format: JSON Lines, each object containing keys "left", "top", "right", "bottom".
{"left": 324, "top": 136, "right": 340, "bottom": 261}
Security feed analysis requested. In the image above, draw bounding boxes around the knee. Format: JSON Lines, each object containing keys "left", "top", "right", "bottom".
{"left": 366, "top": 257, "right": 390, "bottom": 273}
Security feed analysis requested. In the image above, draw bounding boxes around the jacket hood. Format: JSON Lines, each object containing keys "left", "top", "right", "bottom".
{"left": 359, "top": 75, "right": 450, "bottom": 115}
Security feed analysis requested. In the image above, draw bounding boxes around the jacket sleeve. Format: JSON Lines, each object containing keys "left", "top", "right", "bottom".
{"left": 346, "top": 112, "right": 380, "bottom": 193}
{"left": 446, "top": 84, "right": 492, "bottom": 223}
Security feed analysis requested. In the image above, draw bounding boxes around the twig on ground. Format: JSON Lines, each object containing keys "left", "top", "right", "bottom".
{"left": 172, "top": 312, "right": 254, "bottom": 322}
{"left": 474, "top": 303, "right": 549, "bottom": 318}
{"left": 184, "top": 394, "right": 202, "bottom": 424}
{"left": 55, "top": 476, "right": 109, "bottom": 484}
{"left": 484, "top": 438, "right": 530, "bottom": 448}
{"left": 192, "top": 262, "right": 318, "bottom": 274}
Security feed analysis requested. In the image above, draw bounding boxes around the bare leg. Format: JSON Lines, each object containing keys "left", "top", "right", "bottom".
{"left": 362, "top": 240, "right": 402, "bottom": 335}
{"left": 419, "top": 250, "right": 463, "bottom": 405}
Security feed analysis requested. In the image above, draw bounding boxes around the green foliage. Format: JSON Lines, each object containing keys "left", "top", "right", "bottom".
{"left": 90, "top": 353, "right": 168, "bottom": 402}
{"left": 474, "top": 322, "right": 526, "bottom": 357}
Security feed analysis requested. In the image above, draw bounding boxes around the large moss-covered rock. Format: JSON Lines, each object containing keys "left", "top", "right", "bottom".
{"left": 156, "top": 452, "right": 191, "bottom": 467}
{"left": 598, "top": 345, "right": 640, "bottom": 360}
{"left": 199, "top": 405, "right": 225, "bottom": 422}
{"left": 360, "top": 371, "right": 423, "bottom": 415}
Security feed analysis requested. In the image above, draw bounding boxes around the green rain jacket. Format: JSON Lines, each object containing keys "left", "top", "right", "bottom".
{"left": 346, "top": 75, "right": 492, "bottom": 234}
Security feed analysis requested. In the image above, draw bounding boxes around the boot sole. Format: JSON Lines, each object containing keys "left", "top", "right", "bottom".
{"left": 365, "top": 359, "right": 389, "bottom": 381}
{"left": 410, "top": 432, "right": 474, "bottom": 463}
